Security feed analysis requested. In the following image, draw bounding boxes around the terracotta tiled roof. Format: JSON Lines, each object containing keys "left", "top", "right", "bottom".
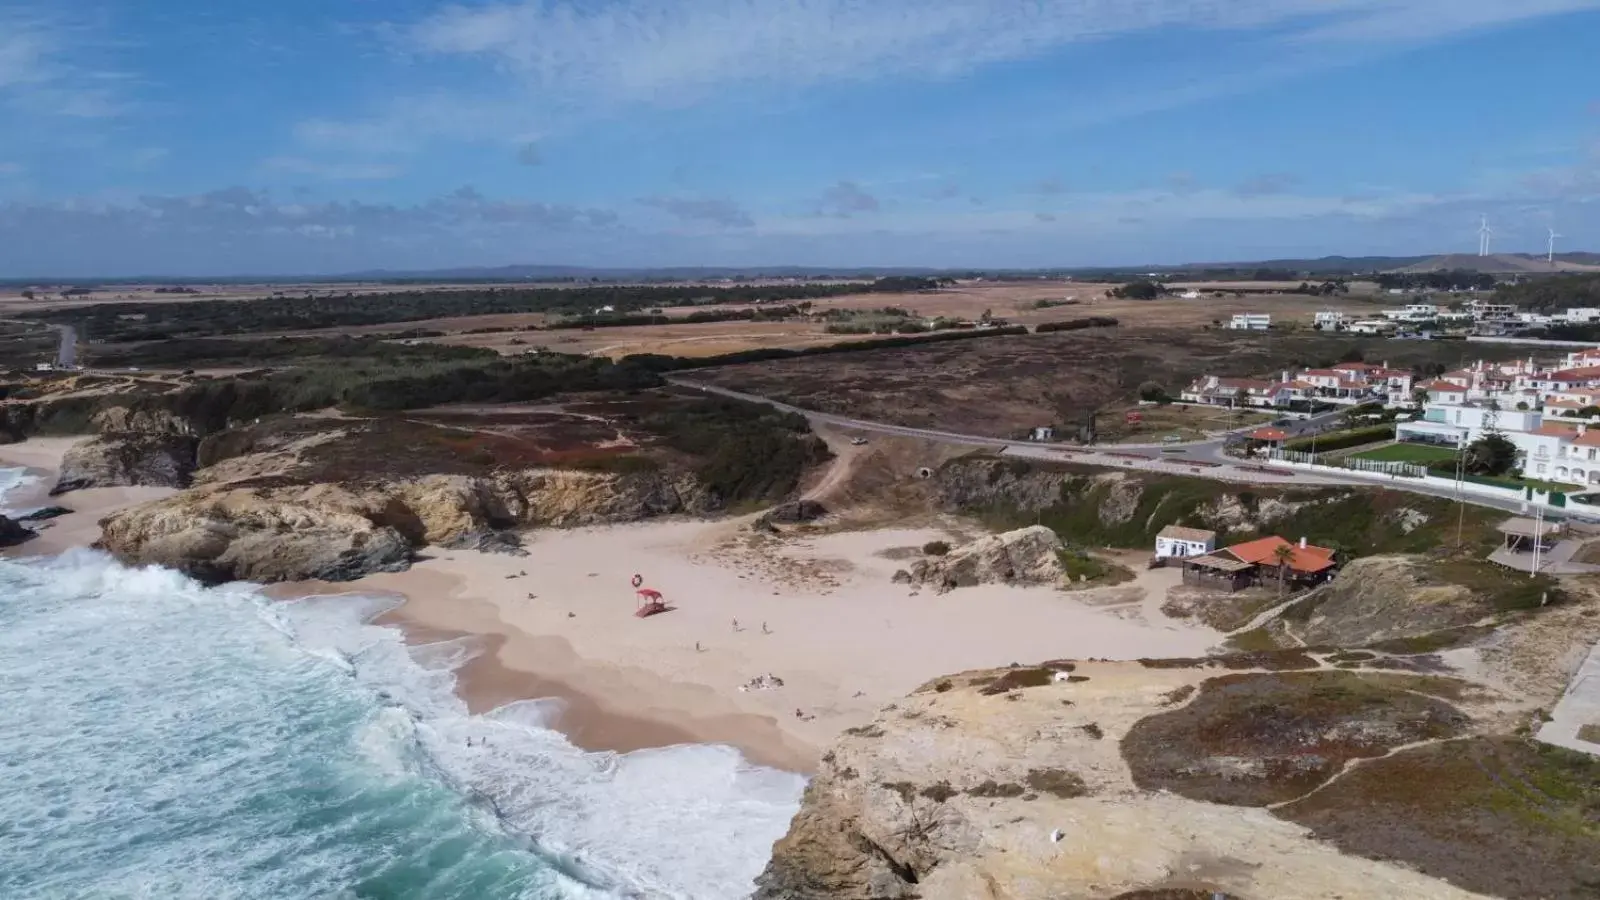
{"left": 1420, "top": 379, "right": 1466, "bottom": 390}
{"left": 1573, "top": 431, "right": 1600, "bottom": 448}
{"left": 1222, "top": 536, "right": 1337, "bottom": 574}
{"left": 1535, "top": 423, "right": 1579, "bottom": 437}
{"left": 1546, "top": 366, "right": 1600, "bottom": 382}
{"left": 1248, "top": 427, "right": 1290, "bottom": 441}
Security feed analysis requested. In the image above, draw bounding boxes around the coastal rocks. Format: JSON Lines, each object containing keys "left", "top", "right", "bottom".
{"left": 443, "top": 529, "right": 527, "bottom": 556}
{"left": 754, "top": 661, "right": 1508, "bottom": 900}
{"left": 753, "top": 499, "right": 828, "bottom": 531}
{"left": 52, "top": 433, "right": 199, "bottom": 495}
{"left": 98, "top": 489, "right": 412, "bottom": 584}
{"left": 93, "top": 465, "right": 715, "bottom": 582}
{"left": 931, "top": 457, "right": 1068, "bottom": 513}
{"left": 0, "top": 514, "right": 35, "bottom": 548}
{"left": 89, "top": 405, "right": 199, "bottom": 436}
{"left": 906, "top": 525, "right": 1063, "bottom": 593}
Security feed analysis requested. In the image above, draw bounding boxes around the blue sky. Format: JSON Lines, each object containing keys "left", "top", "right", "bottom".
{"left": 2, "top": 0, "right": 1599, "bottom": 276}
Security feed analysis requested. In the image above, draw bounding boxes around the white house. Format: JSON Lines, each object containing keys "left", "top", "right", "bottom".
{"left": 1566, "top": 309, "right": 1600, "bottom": 324}
{"left": 1313, "top": 311, "right": 1347, "bottom": 329}
{"left": 1347, "top": 319, "right": 1396, "bottom": 334}
{"left": 1155, "top": 525, "right": 1217, "bottom": 560}
{"left": 1228, "top": 313, "right": 1271, "bottom": 331}
{"left": 1468, "top": 300, "right": 1517, "bottom": 322}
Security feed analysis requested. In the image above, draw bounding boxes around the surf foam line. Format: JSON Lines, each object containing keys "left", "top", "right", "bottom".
{"left": 265, "top": 588, "right": 807, "bottom": 900}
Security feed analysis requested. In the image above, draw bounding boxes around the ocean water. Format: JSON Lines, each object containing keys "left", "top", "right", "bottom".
{"left": 0, "top": 464, "right": 38, "bottom": 516}
{"left": 0, "top": 468, "right": 804, "bottom": 900}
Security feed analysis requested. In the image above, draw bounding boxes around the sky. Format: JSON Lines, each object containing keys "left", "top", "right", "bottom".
{"left": 1, "top": 0, "right": 1599, "bottom": 277}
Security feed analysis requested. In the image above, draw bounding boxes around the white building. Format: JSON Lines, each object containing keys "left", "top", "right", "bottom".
{"left": 1348, "top": 319, "right": 1396, "bottom": 334}
{"left": 1228, "top": 313, "right": 1271, "bottom": 331}
{"left": 1468, "top": 300, "right": 1517, "bottom": 322}
{"left": 1396, "top": 402, "right": 1600, "bottom": 484}
{"left": 1313, "top": 311, "right": 1347, "bottom": 329}
{"left": 1155, "top": 525, "right": 1217, "bottom": 560}
{"left": 1566, "top": 308, "right": 1600, "bottom": 324}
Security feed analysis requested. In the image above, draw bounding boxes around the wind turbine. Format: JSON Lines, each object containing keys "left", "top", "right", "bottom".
{"left": 1549, "top": 227, "right": 1563, "bottom": 264}
{"left": 1478, "top": 216, "right": 1494, "bottom": 257}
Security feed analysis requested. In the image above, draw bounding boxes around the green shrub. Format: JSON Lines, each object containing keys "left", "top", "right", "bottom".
{"left": 1283, "top": 424, "right": 1395, "bottom": 453}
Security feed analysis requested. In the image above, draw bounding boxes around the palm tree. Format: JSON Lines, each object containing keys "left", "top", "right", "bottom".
{"left": 1272, "top": 542, "right": 1296, "bottom": 595}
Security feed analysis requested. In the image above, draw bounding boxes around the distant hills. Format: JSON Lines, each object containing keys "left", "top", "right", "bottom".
{"left": 9, "top": 254, "right": 1599, "bottom": 286}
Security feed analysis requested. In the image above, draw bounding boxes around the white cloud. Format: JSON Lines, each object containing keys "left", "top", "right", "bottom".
{"left": 263, "top": 156, "right": 405, "bottom": 180}
{"left": 637, "top": 195, "right": 754, "bottom": 228}
{"left": 402, "top": 0, "right": 1600, "bottom": 106}
{"left": 0, "top": 11, "right": 132, "bottom": 119}
{"left": 816, "top": 181, "right": 880, "bottom": 217}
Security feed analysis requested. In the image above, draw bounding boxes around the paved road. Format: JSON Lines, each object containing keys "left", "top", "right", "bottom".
{"left": 669, "top": 376, "right": 1564, "bottom": 519}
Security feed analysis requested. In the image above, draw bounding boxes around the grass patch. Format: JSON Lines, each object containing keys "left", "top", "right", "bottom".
{"left": 1427, "top": 558, "right": 1564, "bottom": 614}
{"left": 1223, "top": 627, "right": 1285, "bottom": 653}
{"left": 1057, "top": 548, "right": 1135, "bottom": 586}
{"left": 1350, "top": 443, "right": 1460, "bottom": 464}
{"left": 966, "top": 780, "right": 1026, "bottom": 799}
{"left": 1278, "top": 737, "right": 1600, "bottom": 899}
{"left": 1024, "top": 768, "right": 1089, "bottom": 799}
{"left": 978, "top": 667, "right": 1054, "bottom": 695}
{"left": 1122, "top": 670, "right": 1471, "bottom": 807}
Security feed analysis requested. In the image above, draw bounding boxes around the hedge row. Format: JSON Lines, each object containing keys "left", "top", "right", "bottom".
{"left": 1283, "top": 424, "right": 1395, "bottom": 453}
{"left": 1034, "top": 316, "right": 1119, "bottom": 333}
{"left": 626, "top": 324, "right": 1031, "bottom": 372}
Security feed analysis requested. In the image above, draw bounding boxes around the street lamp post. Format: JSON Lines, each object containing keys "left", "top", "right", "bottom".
{"left": 1455, "top": 434, "right": 1468, "bottom": 548}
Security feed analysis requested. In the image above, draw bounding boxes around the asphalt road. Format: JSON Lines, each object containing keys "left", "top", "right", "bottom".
{"left": 668, "top": 377, "right": 1565, "bottom": 519}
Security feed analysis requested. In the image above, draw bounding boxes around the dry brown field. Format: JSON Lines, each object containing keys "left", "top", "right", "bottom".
{"left": 398, "top": 281, "right": 1388, "bottom": 358}
{"left": 690, "top": 327, "right": 1531, "bottom": 439}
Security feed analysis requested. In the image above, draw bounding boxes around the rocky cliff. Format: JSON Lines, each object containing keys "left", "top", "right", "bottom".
{"left": 97, "top": 466, "right": 716, "bottom": 583}
{"left": 904, "top": 525, "right": 1064, "bottom": 593}
{"left": 755, "top": 654, "right": 1600, "bottom": 900}
{"left": 53, "top": 433, "right": 199, "bottom": 495}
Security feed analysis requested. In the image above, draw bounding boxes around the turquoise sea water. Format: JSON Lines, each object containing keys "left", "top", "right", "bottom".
{"left": 0, "top": 470, "right": 803, "bottom": 900}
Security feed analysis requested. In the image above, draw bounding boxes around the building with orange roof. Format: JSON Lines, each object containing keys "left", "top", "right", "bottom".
{"left": 1179, "top": 535, "right": 1338, "bottom": 592}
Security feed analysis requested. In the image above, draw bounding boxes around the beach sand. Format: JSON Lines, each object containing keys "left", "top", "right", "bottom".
{"left": 0, "top": 437, "right": 176, "bottom": 556}
{"left": 330, "top": 520, "right": 1220, "bottom": 773}
{"left": 3, "top": 434, "right": 1221, "bottom": 775}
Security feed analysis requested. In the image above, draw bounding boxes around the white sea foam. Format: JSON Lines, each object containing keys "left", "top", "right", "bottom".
{"left": 0, "top": 465, "right": 39, "bottom": 516}
{"left": 277, "top": 591, "right": 807, "bottom": 899}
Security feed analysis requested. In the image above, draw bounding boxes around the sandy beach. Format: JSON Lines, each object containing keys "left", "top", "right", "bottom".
{"left": 3, "top": 434, "right": 1221, "bottom": 774}
{"left": 0, "top": 438, "right": 176, "bottom": 557}
{"left": 336, "top": 519, "right": 1220, "bottom": 772}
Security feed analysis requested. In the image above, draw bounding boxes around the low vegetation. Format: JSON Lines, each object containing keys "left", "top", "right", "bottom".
{"left": 1278, "top": 737, "right": 1600, "bottom": 899}
{"left": 37, "top": 282, "right": 901, "bottom": 341}
{"left": 1121, "top": 670, "right": 1471, "bottom": 807}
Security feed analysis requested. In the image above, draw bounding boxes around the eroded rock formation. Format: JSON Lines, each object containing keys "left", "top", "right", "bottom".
{"left": 906, "top": 525, "right": 1064, "bottom": 593}
{"left": 755, "top": 656, "right": 1598, "bottom": 900}
{"left": 52, "top": 433, "right": 199, "bottom": 495}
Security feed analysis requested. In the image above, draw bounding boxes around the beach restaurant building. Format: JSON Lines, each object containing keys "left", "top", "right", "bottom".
{"left": 1180, "top": 536, "right": 1338, "bottom": 593}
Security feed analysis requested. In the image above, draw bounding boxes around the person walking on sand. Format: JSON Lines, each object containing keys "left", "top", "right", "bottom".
{"left": 732, "top": 618, "right": 741, "bottom": 632}
{"left": 762, "top": 621, "right": 771, "bottom": 635}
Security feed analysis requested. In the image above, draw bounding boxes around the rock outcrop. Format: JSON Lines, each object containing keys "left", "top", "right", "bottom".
{"left": 99, "top": 487, "right": 412, "bottom": 584}
{"left": 96, "top": 467, "right": 715, "bottom": 583}
{"left": 755, "top": 656, "right": 1595, "bottom": 900}
{"left": 52, "top": 433, "right": 199, "bottom": 495}
{"left": 0, "top": 514, "right": 35, "bottom": 548}
{"left": 907, "top": 525, "right": 1063, "bottom": 593}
